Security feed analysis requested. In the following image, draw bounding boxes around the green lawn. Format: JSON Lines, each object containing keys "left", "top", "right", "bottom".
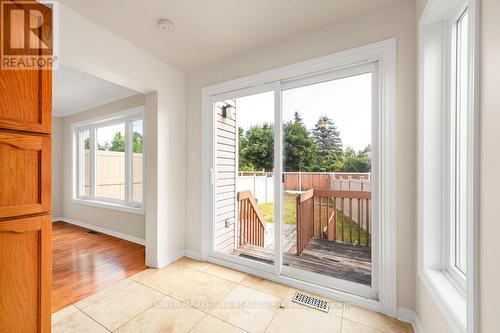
{"left": 258, "top": 194, "right": 370, "bottom": 245}
{"left": 259, "top": 193, "right": 297, "bottom": 224}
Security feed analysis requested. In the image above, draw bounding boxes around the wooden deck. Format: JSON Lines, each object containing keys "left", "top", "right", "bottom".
{"left": 232, "top": 231, "right": 371, "bottom": 285}
{"left": 263, "top": 223, "right": 297, "bottom": 253}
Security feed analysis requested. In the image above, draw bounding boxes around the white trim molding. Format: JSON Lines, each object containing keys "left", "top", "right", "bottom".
{"left": 70, "top": 198, "right": 145, "bottom": 215}
{"left": 418, "top": 0, "right": 479, "bottom": 332}
{"left": 183, "top": 249, "right": 202, "bottom": 260}
{"left": 55, "top": 217, "right": 146, "bottom": 246}
{"left": 201, "top": 39, "right": 397, "bottom": 317}
{"left": 157, "top": 250, "right": 186, "bottom": 268}
{"left": 398, "top": 307, "right": 425, "bottom": 333}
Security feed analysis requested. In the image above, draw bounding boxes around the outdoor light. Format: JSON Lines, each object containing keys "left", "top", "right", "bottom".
{"left": 221, "top": 105, "right": 233, "bottom": 118}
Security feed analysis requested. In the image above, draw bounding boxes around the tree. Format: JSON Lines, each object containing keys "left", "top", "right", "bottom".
{"left": 236, "top": 112, "right": 371, "bottom": 173}
{"left": 283, "top": 113, "right": 316, "bottom": 171}
{"left": 312, "top": 116, "right": 342, "bottom": 155}
{"left": 341, "top": 148, "right": 371, "bottom": 172}
{"left": 240, "top": 123, "right": 274, "bottom": 172}
{"left": 238, "top": 127, "right": 253, "bottom": 171}
{"left": 133, "top": 131, "right": 143, "bottom": 154}
{"left": 100, "top": 131, "right": 143, "bottom": 153}
{"left": 293, "top": 111, "right": 303, "bottom": 123}
{"left": 110, "top": 132, "right": 125, "bottom": 152}
{"left": 311, "top": 116, "right": 343, "bottom": 171}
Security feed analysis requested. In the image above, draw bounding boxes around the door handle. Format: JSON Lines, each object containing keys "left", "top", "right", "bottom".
{"left": 210, "top": 168, "right": 216, "bottom": 185}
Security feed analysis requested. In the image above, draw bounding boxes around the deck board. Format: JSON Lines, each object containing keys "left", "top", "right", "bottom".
{"left": 232, "top": 236, "right": 371, "bottom": 286}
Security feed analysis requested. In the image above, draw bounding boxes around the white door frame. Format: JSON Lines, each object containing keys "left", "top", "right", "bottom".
{"left": 201, "top": 39, "right": 396, "bottom": 316}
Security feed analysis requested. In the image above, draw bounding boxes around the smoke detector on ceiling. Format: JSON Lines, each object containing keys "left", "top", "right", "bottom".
{"left": 158, "top": 19, "right": 175, "bottom": 32}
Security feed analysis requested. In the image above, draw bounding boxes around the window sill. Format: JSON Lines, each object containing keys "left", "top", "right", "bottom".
{"left": 71, "top": 198, "right": 145, "bottom": 215}
{"left": 418, "top": 268, "right": 466, "bottom": 332}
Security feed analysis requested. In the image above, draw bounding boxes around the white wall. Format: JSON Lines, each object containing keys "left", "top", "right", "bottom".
{"left": 480, "top": 0, "right": 500, "bottom": 331}
{"left": 416, "top": 0, "right": 428, "bottom": 21}
{"left": 61, "top": 94, "right": 146, "bottom": 239}
{"left": 58, "top": 4, "right": 186, "bottom": 267}
{"left": 185, "top": 1, "right": 417, "bottom": 310}
{"left": 52, "top": 117, "right": 63, "bottom": 218}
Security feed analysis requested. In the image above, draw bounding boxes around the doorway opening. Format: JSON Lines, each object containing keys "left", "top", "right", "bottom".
{"left": 51, "top": 66, "right": 148, "bottom": 311}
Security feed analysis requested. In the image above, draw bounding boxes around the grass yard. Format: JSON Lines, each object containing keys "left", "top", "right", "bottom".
{"left": 325, "top": 207, "right": 370, "bottom": 245}
{"left": 259, "top": 193, "right": 297, "bottom": 224}
{"left": 259, "top": 194, "right": 370, "bottom": 245}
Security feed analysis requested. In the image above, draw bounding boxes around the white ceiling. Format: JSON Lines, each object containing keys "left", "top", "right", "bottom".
{"left": 60, "top": 0, "right": 408, "bottom": 71}
{"left": 53, "top": 66, "right": 138, "bottom": 117}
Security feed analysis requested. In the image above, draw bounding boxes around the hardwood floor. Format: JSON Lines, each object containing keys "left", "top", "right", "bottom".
{"left": 52, "top": 221, "right": 147, "bottom": 312}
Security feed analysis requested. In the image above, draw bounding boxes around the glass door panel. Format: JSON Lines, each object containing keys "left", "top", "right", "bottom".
{"left": 280, "top": 71, "right": 375, "bottom": 289}
{"left": 213, "top": 90, "right": 275, "bottom": 265}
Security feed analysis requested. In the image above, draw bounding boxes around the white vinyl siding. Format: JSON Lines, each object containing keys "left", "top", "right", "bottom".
{"left": 215, "top": 101, "right": 237, "bottom": 253}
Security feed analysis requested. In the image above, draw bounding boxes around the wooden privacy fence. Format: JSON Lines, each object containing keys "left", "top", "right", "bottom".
{"left": 237, "top": 191, "right": 265, "bottom": 247}
{"left": 83, "top": 150, "right": 143, "bottom": 201}
{"left": 284, "top": 173, "right": 331, "bottom": 191}
{"left": 296, "top": 189, "right": 371, "bottom": 255}
{"left": 283, "top": 172, "right": 371, "bottom": 191}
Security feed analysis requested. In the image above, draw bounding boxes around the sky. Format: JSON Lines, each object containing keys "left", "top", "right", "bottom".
{"left": 235, "top": 73, "right": 372, "bottom": 152}
{"left": 95, "top": 119, "right": 143, "bottom": 145}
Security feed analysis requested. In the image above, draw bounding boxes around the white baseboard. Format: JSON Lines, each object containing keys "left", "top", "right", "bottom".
{"left": 154, "top": 250, "right": 201, "bottom": 269}
{"left": 56, "top": 217, "right": 146, "bottom": 246}
{"left": 184, "top": 249, "right": 202, "bottom": 260}
{"left": 398, "top": 307, "right": 425, "bottom": 333}
{"left": 157, "top": 250, "right": 186, "bottom": 268}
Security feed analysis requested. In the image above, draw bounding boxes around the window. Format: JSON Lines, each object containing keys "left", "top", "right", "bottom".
{"left": 448, "top": 8, "right": 469, "bottom": 286}
{"left": 74, "top": 110, "right": 144, "bottom": 212}
{"left": 419, "top": 0, "right": 477, "bottom": 331}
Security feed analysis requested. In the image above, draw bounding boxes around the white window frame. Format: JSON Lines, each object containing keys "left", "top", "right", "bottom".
{"left": 72, "top": 107, "right": 145, "bottom": 215}
{"left": 418, "top": 0, "right": 478, "bottom": 332}
{"left": 445, "top": 4, "right": 469, "bottom": 293}
{"left": 202, "top": 39, "right": 396, "bottom": 316}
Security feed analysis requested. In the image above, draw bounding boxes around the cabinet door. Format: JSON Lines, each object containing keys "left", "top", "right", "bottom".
{"left": 0, "top": 131, "right": 51, "bottom": 218}
{"left": 0, "top": 214, "right": 52, "bottom": 332}
{"left": 0, "top": 70, "right": 51, "bottom": 133}
{"left": 0, "top": 0, "right": 52, "bottom": 133}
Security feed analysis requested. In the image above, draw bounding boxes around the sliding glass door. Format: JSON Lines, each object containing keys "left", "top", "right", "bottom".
{"left": 210, "top": 63, "right": 379, "bottom": 298}
{"left": 279, "top": 65, "right": 378, "bottom": 298}
{"left": 212, "top": 87, "right": 276, "bottom": 270}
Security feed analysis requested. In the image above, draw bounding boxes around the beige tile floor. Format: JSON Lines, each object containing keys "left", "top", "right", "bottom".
{"left": 52, "top": 257, "right": 414, "bottom": 333}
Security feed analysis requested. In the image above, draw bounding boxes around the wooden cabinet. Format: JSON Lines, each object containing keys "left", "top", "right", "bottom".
{"left": 0, "top": 1, "right": 52, "bottom": 331}
{"left": 0, "top": 70, "right": 52, "bottom": 133}
{"left": 0, "top": 131, "right": 51, "bottom": 218}
{"left": 0, "top": 215, "right": 51, "bottom": 333}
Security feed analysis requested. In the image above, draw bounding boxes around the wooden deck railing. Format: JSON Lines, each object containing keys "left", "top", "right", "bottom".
{"left": 296, "top": 189, "right": 371, "bottom": 255}
{"left": 296, "top": 189, "right": 315, "bottom": 255}
{"left": 237, "top": 191, "right": 265, "bottom": 247}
